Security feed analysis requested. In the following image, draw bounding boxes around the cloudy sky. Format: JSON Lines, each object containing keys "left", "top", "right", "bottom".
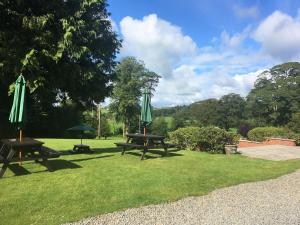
{"left": 108, "top": 0, "right": 300, "bottom": 107}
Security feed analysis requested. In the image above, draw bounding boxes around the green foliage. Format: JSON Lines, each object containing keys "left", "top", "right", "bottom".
{"left": 187, "top": 99, "right": 220, "bottom": 127}
{"left": 197, "top": 126, "right": 238, "bottom": 153}
{"left": 218, "top": 93, "right": 246, "bottom": 130}
{"left": 100, "top": 116, "right": 111, "bottom": 138}
{"left": 246, "top": 62, "right": 300, "bottom": 126}
{"left": 287, "top": 111, "right": 300, "bottom": 133}
{"left": 247, "top": 127, "right": 293, "bottom": 142}
{"left": 0, "top": 0, "right": 121, "bottom": 136}
{"left": 152, "top": 62, "right": 300, "bottom": 132}
{"left": 109, "top": 57, "right": 160, "bottom": 134}
{"left": 169, "top": 126, "right": 239, "bottom": 153}
{"left": 149, "top": 117, "right": 169, "bottom": 136}
{"left": 159, "top": 94, "right": 246, "bottom": 131}
{"left": 169, "top": 127, "right": 202, "bottom": 151}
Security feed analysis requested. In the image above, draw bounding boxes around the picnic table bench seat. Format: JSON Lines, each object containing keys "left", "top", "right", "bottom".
{"left": 115, "top": 142, "right": 146, "bottom": 149}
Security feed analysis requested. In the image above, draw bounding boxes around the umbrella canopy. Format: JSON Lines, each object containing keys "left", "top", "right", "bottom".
{"left": 67, "top": 124, "right": 95, "bottom": 132}
{"left": 9, "top": 75, "right": 26, "bottom": 129}
{"left": 67, "top": 124, "right": 95, "bottom": 145}
{"left": 140, "top": 89, "right": 152, "bottom": 128}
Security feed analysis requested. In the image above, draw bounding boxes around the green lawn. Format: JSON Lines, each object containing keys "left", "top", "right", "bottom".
{"left": 1, "top": 138, "right": 300, "bottom": 225}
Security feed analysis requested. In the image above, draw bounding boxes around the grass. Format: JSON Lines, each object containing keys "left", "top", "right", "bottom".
{"left": 0, "top": 138, "right": 300, "bottom": 225}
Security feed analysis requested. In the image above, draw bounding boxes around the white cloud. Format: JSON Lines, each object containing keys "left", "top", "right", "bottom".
{"left": 233, "top": 5, "right": 259, "bottom": 19}
{"left": 254, "top": 10, "right": 300, "bottom": 61}
{"left": 152, "top": 66, "right": 264, "bottom": 107}
{"left": 120, "top": 14, "right": 197, "bottom": 76}
{"left": 117, "top": 13, "right": 288, "bottom": 106}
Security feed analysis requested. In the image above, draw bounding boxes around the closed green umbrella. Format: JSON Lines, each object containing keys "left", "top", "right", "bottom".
{"left": 9, "top": 74, "right": 26, "bottom": 163}
{"left": 140, "top": 89, "right": 152, "bottom": 136}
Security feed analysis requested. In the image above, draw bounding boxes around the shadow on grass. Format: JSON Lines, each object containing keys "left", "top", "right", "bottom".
{"left": 8, "top": 164, "right": 32, "bottom": 176}
{"left": 124, "top": 149, "right": 183, "bottom": 160}
{"left": 58, "top": 147, "right": 120, "bottom": 156}
{"left": 69, "top": 155, "right": 113, "bottom": 162}
{"left": 6, "top": 159, "right": 81, "bottom": 177}
{"left": 48, "top": 159, "right": 82, "bottom": 170}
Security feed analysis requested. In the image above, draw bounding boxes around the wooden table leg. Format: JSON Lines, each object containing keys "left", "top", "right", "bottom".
{"left": 38, "top": 147, "right": 54, "bottom": 172}
{"left": 161, "top": 140, "right": 169, "bottom": 156}
{"left": 0, "top": 148, "right": 16, "bottom": 178}
{"left": 140, "top": 147, "right": 147, "bottom": 160}
{"left": 121, "top": 147, "right": 126, "bottom": 155}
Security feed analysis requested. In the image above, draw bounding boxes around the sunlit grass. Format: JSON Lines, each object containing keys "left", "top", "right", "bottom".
{"left": 0, "top": 138, "right": 299, "bottom": 225}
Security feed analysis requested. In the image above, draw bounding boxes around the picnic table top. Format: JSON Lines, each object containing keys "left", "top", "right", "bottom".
{"left": 126, "top": 133, "right": 165, "bottom": 140}
{"left": 1, "top": 138, "right": 44, "bottom": 148}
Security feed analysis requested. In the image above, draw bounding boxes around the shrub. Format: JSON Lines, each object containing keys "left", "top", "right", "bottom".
{"left": 198, "top": 126, "right": 235, "bottom": 153}
{"left": 169, "top": 126, "right": 239, "bottom": 153}
{"left": 247, "top": 127, "right": 293, "bottom": 142}
{"left": 169, "top": 127, "right": 201, "bottom": 150}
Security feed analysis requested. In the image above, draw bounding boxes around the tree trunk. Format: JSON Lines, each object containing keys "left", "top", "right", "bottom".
{"left": 123, "top": 122, "right": 126, "bottom": 138}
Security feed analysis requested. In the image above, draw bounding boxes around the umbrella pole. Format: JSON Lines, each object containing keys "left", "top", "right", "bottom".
{"left": 19, "top": 129, "right": 22, "bottom": 166}
{"left": 144, "top": 127, "right": 146, "bottom": 146}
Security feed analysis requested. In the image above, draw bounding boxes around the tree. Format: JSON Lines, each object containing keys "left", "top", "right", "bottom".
{"left": 188, "top": 99, "right": 220, "bottom": 127}
{"left": 109, "top": 57, "right": 160, "bottom": 136}
{"left": 150, "top": 117, "right": 168, "bottom": 136}
{"left": 288, "top": 111, "right": 300, "bottom": 133}
{"left": 217, "top": 93, "right": 246, "bottom": 130}
{"left": 0, "top": 0, "right": 121, "bottom": 136}
{"left": 246, "top": 62, "right": 300, "bottom": 126}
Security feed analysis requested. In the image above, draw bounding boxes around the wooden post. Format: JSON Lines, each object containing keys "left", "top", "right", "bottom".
{"left": 97, "top": 104, "right": 101, "bottom": 139}
{"left": 144, "top": 127, "right": 146, "bottom": 146}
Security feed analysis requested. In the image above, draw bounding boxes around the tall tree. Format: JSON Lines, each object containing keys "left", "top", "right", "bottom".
{"left": 246, "top": 62, "right": 300, "bottom": 126}
{"left": 217, "top": 93, "right": 246, "bottom": 130}
{"left": 0, "top": 0, "right": 120, "bottom": 136}
{"left": 109, "top": 57, "right": 160, "bottom": 136}
{"left": 188, "top": 99, "right": 220, "bottom": 127}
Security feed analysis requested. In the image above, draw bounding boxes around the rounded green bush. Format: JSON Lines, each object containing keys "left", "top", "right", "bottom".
{"left": 169, "top": 126, "right": 239, "bottom": 153}
{"left": 169, "top": 127, "right": 202, "bottom": 151}
{"left": 247, "top": 127, "right": 293, "bottom": 142}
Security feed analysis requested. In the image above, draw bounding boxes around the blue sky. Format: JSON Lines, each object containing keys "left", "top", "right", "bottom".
{"left": 107, "top": 0, "right": 300, "bottom": 106}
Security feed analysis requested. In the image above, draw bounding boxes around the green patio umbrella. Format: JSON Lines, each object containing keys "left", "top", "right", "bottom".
{"left": 9, "top": 74, "right": 26, "bottom": 163}
{"left": 67, "top": 124, "right": 95, "bottom": 145}
{"left": 140, "top": 88, "right": 152, "bottom": 136}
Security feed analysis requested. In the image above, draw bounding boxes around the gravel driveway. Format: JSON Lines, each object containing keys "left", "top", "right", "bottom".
{"left": 66, "top": 169, "right": 300, "bottom": 225}
{"left": 238, "top": 145, "right": 300, "bottom": 161}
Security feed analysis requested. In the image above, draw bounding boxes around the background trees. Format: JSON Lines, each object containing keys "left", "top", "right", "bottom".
{"left": 153, "top": 62, "right": 300, "bottom": 135}
{"left": 0, "top": 0, "right": 120, "bottom": 137}
{"left": 246, "top": 62, "right": 300, "bottom": 126}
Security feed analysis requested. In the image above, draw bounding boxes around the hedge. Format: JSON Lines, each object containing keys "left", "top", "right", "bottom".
{"left": 169, "top": 126, "right": 239, "bottom": 153}
{"left": 247, "top": 127, "right": 294, "bottom": 142}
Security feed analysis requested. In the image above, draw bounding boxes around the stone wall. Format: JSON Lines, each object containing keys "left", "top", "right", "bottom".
{"left": 238, "top": 138, "right": 296, "bottom": 148}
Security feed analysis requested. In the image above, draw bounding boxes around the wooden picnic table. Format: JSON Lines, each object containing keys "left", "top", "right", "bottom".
{"left": 115, "top": 133, "right": 175, "bottom": 160}
{"left": 70, "top": 144, "right": 94, "bottom": 154}
{"left": 0, "top": 138, "right": 60, "bottom": 178}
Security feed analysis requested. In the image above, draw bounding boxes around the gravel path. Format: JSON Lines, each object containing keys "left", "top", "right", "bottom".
{"left": 238, "top": 145, "right": 300, "bottom": 161}
{"left": 66, "top": 169, "right": 300, "bottom": 225}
